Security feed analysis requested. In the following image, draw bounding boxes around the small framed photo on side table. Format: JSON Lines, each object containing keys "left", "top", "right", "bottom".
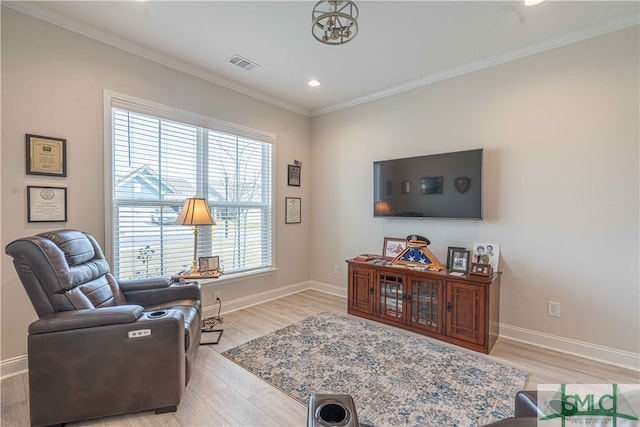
{"left": 198, "top": 256, "right": 219, "bottom": 273}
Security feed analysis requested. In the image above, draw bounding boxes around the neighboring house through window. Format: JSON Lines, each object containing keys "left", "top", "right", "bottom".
{"left": 106, "top": 92, "right": 274, "bottom": 279}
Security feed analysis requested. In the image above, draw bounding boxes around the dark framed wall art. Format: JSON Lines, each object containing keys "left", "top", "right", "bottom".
{"left": 288, "top": 165, "right": 301, "bottom": 186}
{"left": 285, "top": 197, "right": 301, "bottom": 224}
{"left": 26, "top": 134, "right": 67, "bottom": 177}
{"left": 27, "top": 186, "right": 67, "bottom": 222}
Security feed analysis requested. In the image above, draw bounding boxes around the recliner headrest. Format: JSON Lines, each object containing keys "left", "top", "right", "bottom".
{"left": 38, "top": 229, "right": 95, "bottom": 266}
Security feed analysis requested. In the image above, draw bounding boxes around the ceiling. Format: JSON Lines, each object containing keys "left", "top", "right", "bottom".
{"left": 6, "top": 1, "right": 639, "bottom": 116}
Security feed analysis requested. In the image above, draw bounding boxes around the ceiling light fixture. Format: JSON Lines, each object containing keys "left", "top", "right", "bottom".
{"left": 308, "top": 79, "right": 321, "bottom": 87}
{"left": 524, "top": 0, "right": 545, "bottom": 6}
{"left": 312, "top": 0, "right": 359, "bottom": 46}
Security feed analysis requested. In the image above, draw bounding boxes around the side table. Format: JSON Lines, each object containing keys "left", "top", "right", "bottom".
{"left": 171, "top": 271, "right": 221, "bottom": 284}
{"left": 171, "top": 271, "right": 224, "bottom": 344}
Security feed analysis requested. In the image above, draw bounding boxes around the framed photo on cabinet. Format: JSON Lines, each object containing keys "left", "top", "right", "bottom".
{"left": 470, "top": 263, "right": 492, "bottom": 277}
{"left": 446, "top": 246, "right": 466, "bottom": 269}
{"left": 472, "top": 242, "right": 500, "bottom": 271}
{"left": 449, "top": 249, "right": 470, "bottom": 274}
{"left": 382, "top": 237, "right": 407, "bottom": 260}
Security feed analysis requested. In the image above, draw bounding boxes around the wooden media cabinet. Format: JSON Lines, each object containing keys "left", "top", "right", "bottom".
{"left": 346, "top": 259, "right": 500, "bottom": 354}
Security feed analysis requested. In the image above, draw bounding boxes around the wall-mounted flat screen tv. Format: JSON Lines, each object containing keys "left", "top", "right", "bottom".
{"left": 373, "top": 148, "right": 483, "bottom": 219}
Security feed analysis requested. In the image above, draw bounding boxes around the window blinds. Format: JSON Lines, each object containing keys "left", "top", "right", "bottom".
{"left": 111, "top": 106, "right": 273, "bottom": 280}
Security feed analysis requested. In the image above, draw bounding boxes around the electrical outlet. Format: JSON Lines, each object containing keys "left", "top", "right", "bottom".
{"left": 548, "top": 301, "right": 560, "bottom": 317}
{"left": 334, "top": 265, "right": 340, "bottom": 275}
{"left": 214, "top": 291, "right": 221, "bottom": 302}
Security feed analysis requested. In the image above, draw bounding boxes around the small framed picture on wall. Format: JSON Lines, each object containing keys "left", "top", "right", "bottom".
{"left": 288, "top": 165, "right": 301, "bottom": 186}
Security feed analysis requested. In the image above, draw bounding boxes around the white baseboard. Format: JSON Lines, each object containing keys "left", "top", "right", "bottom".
{"left": 5, "top": 283, "right": 637, "bottom": 378}
{"left": 500, "top": 323, "right": 640, "bottom": 372}
{"left": 1, "top": 355, "right": 28, "bottom": 380}
{"left": 202, "top": 280, "right": 312, "bottom": 318}
{"left": 307, "top": 280, "right": 347, "bottom": 298}
{"left": 202, "top": 280, "right": 347, "bottom": 319}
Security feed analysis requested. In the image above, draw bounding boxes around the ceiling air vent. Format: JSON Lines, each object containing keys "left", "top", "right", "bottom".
{"left": 227, "top": 54, "right": 261, "bottom": 71}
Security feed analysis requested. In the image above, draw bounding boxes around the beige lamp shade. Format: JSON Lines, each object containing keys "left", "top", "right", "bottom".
{"left": 175, "top": 197, "right": 215, "bottom": 226}
{"left": 374, "top": 200, "right": 391, "bottom": 216}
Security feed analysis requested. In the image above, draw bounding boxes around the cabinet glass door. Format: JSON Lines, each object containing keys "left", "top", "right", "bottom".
{"left": 410, "top": 278, "right": 442, "bottom": 333}
{"left": 379, "top": 273, "right": 403, "bottom": 320}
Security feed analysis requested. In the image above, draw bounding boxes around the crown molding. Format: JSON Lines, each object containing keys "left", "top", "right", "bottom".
{"left": 4, "top": 2, "right": 638, "bottom": 119}
{"left": 2, "top": 1, "right": 312, "bottom": 117}
{"left": 310, "top": 12, "right": 640, "bottom": 117}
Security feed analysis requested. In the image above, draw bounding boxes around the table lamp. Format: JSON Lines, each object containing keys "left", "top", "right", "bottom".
{"left": 175, "top": 196, "right": 215, "bottom": 273}
{"left": 374, "top": 200, "right": 391, "bottom": 216}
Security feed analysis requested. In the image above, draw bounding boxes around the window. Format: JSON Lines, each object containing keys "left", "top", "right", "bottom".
{"left": 107, "top": 94, "right": 274, "bottom": 280}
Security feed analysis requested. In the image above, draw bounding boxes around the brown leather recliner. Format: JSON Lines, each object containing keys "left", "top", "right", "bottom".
{"left": 483, "top": 391, "right": 539, "bottom": 426}
{"left": 5, "top": 229, "right": 202, "bottom": 427}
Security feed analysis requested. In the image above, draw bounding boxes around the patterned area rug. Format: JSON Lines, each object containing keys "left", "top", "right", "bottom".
{"left": 222, "top": 312, "right": 528, "bottom": 426}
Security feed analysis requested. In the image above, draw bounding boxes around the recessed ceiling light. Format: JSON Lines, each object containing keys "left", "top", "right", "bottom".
{"left": 524, "top": 0, "right": 545, "bottom": 6}
{"left": 308, "top": 79, "right": 321, "bottom": 87}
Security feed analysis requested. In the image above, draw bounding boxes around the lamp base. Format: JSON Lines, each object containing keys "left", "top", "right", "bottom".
{"left": 187, "top": 260, "right": 199, "bottom": 274}
{"left": 189, "top": 226, "right": 199, "bottom": 274}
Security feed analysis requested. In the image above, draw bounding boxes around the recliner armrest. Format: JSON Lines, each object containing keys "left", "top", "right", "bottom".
{"left": 27, "top": 310, "right": 186, "bottom": 426}
{"left": 123, "top": 283, "right": 201, "bottom": 308}
{"left": 118, "top": 276, "right": 172, "bottom": 292}
{"left": 28, "top": 305, "right": 144, "bottom": 334}
{"left": 514, "top": 391, "right": 539, "bottom": 418}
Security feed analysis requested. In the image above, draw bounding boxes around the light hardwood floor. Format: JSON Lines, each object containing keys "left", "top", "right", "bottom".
{"left": 2, "top": 290, "right": 638, "bottom": 426}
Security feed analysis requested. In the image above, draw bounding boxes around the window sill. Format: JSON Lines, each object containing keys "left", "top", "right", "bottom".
{"left": 197, "top": 267, "right": 279, "bottom": 287}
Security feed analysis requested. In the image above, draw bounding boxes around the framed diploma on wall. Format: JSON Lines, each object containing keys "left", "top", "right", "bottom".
{"left": 285, "top": 197, "right": 301, "bottom": 224}
{"left": 26, "top": 134, "right": 67, "bottom": 177}
{"left": 27, "top": 186, "right": 67, "bottom": 222}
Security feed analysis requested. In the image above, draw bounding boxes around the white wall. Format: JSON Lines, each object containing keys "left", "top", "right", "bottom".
{"left": 2, "top": 6, "right": 638, "bottom": 370}
{"left": 310, "top": 27, "right": 639, "bottom": 357}
{"left": 1, "top": 8, "right": 311, "bottom": 361}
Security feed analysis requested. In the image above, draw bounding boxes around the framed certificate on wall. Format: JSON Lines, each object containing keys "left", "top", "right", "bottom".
{"left": 27, "top": 186, "right": 67, "bottom": 222}
{"left": 285, "top": 197, "right": 301, "bottom": 224}
{"left": 26, "top": 134, "right": 67, "bottom": 177}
